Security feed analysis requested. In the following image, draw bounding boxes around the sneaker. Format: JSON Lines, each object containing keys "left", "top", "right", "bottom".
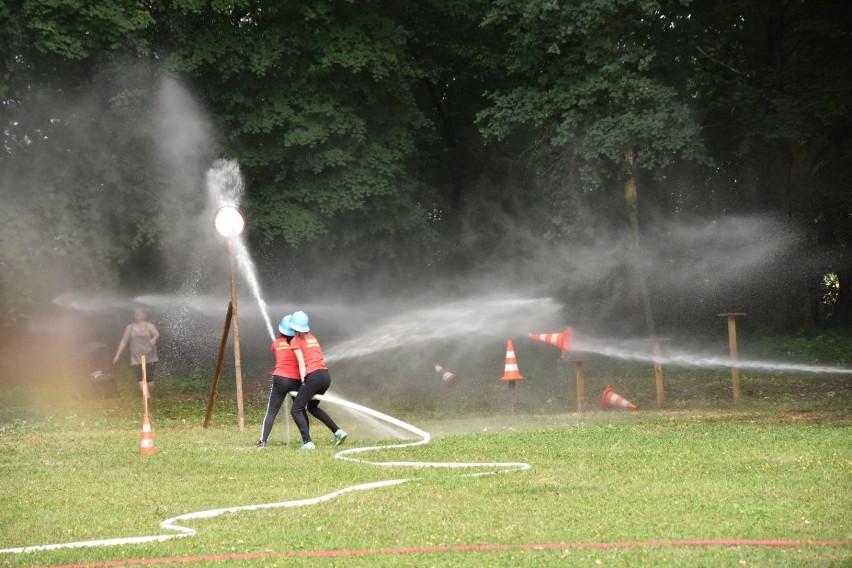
{"left": 255, "top": 440, "right": 265, "bottom": 449}
{"left": 333, "top": 429, "right": 348, "bottom": 446}
{"left": 300, "top": 441, "right": 316, "bottom": 450}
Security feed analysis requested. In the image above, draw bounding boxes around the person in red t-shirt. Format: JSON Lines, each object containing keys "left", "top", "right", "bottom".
{"left": 288, "top": 310, "right": 347, "bottom": 450}
{"left": 256, "top": 315, "right": 302, "bottom": 448}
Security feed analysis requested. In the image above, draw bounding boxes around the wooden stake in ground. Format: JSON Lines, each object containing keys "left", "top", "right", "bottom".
{"left": 719, "top": 313, "right": 747, "bottom": 404}
{"left": 227, "top": 241, "right": 245, "bottom": 431}
{"left": 572, "top": 360, "right": 586, "bottom": 413}
{"left": 652, "top": 341, "right": 665, "bottom": 409}
{"left": 642, "top": 337, "right": 670, "bottom": 409}
{"left": 139, "top": 355, "right": 156, "bottom": 454}
{"left": 205, "top": 302, "right": 233, "bottom": 428}
{"left": 140, "top": 355, "right": 150, "bottom": 414}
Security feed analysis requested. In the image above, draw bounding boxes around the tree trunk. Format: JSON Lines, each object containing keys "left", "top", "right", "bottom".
{"left": 623, "top": 146, "right": 657, "bottom": 339}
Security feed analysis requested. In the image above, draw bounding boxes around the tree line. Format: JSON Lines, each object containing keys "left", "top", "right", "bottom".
{"left": 1, "top": 0, "right": 850, "bottom": 334}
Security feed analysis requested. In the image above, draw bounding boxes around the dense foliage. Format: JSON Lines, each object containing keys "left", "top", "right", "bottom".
{"left": 1, "top": 0, "right": 850, "bottom": 332}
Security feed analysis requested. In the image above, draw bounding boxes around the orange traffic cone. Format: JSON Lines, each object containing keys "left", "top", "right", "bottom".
{"left": 499, "top": 340, "right": 524, "bottom": 416}
{"left": 598, "top": 385, "right": 637, "bottom": 410}
{"left": 499, "top": 340, "right": 525, "bottom": 382}
{"left": 529, "top": 327, "right": 573, "bottom": 356}
{"left": 434, "top": 364, "right": 461, "bottom": 388}
{"left": 140, "top": 413, "right": 156, "bottom": 454}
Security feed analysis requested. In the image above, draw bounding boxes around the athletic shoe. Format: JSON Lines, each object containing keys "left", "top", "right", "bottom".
{"left": 300, "top": 442, "right": 316, "bottom": 450}
{"left": 333, "top": 429, "right": 348, "bottom": 446}
{"left": 255, "top": 440, "right": 265, "bottom": 448}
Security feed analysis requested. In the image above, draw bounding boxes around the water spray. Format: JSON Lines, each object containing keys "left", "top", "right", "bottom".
{"left": 207, "top": 160, "right": 275, "bottom": 341}
{"left": 575, "top": 341, "right": 852, "bottom": 375}
{"left": 324, "top": 295, "right": 562, "bottom": 364}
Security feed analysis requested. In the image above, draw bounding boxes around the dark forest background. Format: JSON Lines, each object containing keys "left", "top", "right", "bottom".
{"left": 1, "top": 0, "right": 850, "bottom": 337}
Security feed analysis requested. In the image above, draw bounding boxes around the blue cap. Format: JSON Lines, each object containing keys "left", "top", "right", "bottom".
{"left": 290, "top": 310, "right": 310, "bottom": 332}
{"left": 278, "top": 315, "right": 294, "bottom": 336}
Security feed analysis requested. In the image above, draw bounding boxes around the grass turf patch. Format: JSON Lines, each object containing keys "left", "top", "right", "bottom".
{"left": 1, "top": 391, "right": 850, "bottom": 567}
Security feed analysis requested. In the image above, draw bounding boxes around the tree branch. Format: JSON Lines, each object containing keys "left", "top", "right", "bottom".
{"left": 695, "top": 45, "right": 750, "bottom": 79}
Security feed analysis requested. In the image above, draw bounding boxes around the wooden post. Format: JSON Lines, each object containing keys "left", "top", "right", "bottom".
{"left": 640, "top": 337, "right": 669, "bottom": 409}
{"left": 652, "top": 340, "right": 665, "bottom": 409}
{"left": 204, "top": 302, "right": 232, "bottom": 428}
{"left": 572, "top": 361, "right": 586, "bottom": 412}
{"left": 229, "top": 242, "right": 245, "bottom": 431}
{"left": 140, "top": 355, "right": 149, "bottom": 415}
{"left": 719, "top": 313, "right": 747, "bottom": 404}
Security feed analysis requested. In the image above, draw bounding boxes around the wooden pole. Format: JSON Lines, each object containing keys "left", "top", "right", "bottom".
{"left": 204, "top": 302, "right": 233, "bottom": 428}
{"left": 573, "top": 361, "right": 585, "bottom": 412}
{"left": 719, "top": 313, "right": 747, "bottom": 405}
{"left": 140, "top": 355, "right": 149, "bottom": 415}
{"left": 229, "top": 242, "right": 245, "bottom": 431}
{"left": 652, "top": 340, "right": 665, "bottom": 409}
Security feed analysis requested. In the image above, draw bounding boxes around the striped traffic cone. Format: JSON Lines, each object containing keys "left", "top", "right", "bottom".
{"left": 139, "top": 413, "right": 156, "bottom": 454}
{"left": 499, "top": 340, "right": 525, "bottom": 382}
{"left": 529, "top": 327, "right": 572, "bottom": 356}
{"left": 434, "top": 364, "right": 461, "bottom": 388}
{"left": 499, "top": 340, "right": 525, "bottom": 416}
{"left": 598, "top": 385, "right": 637, "bottom": 410}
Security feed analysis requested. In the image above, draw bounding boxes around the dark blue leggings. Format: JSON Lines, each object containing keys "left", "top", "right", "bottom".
{"left": 260, "top": 375, "right": 301, "bottom": 443}
{"left": 291, "top": 369, "right": 339, "bottom": 444}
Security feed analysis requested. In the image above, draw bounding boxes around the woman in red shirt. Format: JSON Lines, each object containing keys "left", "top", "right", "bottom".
{"left": 288, "top": 310, "right": 347, "bottom": 450}
{"left": 256, "top": 315, "right": 301, "bottom": 448}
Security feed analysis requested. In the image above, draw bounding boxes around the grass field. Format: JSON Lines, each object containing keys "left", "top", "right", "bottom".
{"left": 1, "top": 333, "right": 850, "bottom": 567}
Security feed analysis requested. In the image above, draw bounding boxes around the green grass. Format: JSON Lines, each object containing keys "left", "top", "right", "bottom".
{"left": 0, "top": 332, "right": 850, "bottom": 567}
{"left": 1, "top": 383, "right": 850, "bottom": 566}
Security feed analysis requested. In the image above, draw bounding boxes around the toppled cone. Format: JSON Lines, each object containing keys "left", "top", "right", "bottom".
{"left": 598, "top": 385, "right": 637, "bottom": 410}
{"left": 529, "top": 327, "right": 573, "bottom": 357}
{"left": 434, "top": 364, "right": 461, "bottom": 388}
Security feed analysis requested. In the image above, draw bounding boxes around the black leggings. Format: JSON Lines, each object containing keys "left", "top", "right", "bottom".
{"left": 291, "top": 369, "right": 339, "bottom": 444}
{"left": 260, "top": 375, "right": 301, "bottom": 443}
{"left": 133, "top": 361, "right": 156, "bottom": 382}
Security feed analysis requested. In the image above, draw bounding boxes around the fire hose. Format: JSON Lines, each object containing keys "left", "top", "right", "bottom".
{"left": 0, "top": 394, "right": 529, "bottom": 554}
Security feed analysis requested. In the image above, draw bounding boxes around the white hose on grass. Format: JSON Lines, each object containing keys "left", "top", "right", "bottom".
{"left": 1, "top": 394, "right": 529, "bottom": 554}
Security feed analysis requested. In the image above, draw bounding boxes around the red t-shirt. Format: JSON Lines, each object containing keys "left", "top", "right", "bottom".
{"left": 289, "top": 333, "right": 328, "bottom": 375}
{"left": 271, "top": 337, "right": 299, "bottom": 379}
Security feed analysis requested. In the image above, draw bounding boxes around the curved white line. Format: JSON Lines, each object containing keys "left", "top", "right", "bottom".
{"left": 1, "top": 395, "right": 529, "bottom": 554}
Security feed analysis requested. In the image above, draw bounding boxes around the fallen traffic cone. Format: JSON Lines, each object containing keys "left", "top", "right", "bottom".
{"left": 499, "top": 340, "right": 525, "bottom": 382}
{"left": 139, "top": 413, "right": 156, "bottom": 454}
{"left": 529, "top": 327, "right": 573, "bottom": 356}
{"left": 598, "top": 384, "right": 637, "bottom": 410}
{"left": 434, "top": 363, "right": 461, "bottom": 388}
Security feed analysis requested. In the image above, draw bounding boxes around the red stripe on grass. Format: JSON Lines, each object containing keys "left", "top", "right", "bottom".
{"left": 36, "top": 539, "right": 852, "bottom": 567}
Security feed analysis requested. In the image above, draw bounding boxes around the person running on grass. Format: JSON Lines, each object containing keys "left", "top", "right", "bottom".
{"left": 288, "top": 310, "right": 346, "bottom": 450}
{"left": 256, "top": 314, "right": 302, "bottom": 448}
{"left": 113, "top": 307, "right": 159, "bottom": 399}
